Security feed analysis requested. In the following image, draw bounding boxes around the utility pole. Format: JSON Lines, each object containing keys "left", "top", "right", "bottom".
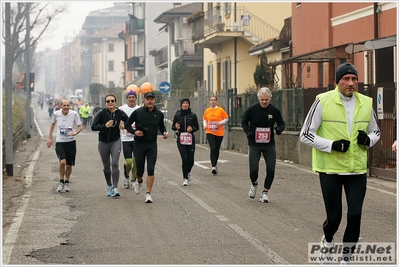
{"left": 5, "top": 3, "right": 13, "bottom": 176}
{"left": 25, "top": 3, "right": 31, "bottom": 139}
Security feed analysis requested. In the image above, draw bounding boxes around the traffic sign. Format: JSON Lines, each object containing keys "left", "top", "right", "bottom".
{"left": 159, "top": 81, "right": 171, "bottom": 94}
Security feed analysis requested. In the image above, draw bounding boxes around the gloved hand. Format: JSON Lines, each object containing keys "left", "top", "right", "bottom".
{"left": 275, "top": 127, "right": 283, "bottom": 135}
{"left": 357, "top": 130, "right": 370, "bottom": 146}
{"left": 332, "top": 139, "right": 350, "bottom": 152}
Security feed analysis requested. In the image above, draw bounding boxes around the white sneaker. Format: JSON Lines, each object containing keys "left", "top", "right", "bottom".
{"left": 64, "top": 183, "right": 70, "bottom": 192}
{"left": 319, "top": 235, "right": 334, "bottom": 265}
{"left": 134, "top": 180, "right": 142, "bottom": 194}
{"left": 182, "top": 179, "right": 188, "bottom": 186}
{"left": 57, "top": 182, "right": 64, "bottom": 192}
{"left": 130, "top": 180, "right": 136, "bottom": 190}
{"left": 248, "top": 183, "right": 257, "bottom": 199}
{"left": 187, "top": 173, "right": 191, "bottom": 181}
{"left": 112, "top": 187, "right": 120, "bottom": 197}
{"left": 259, "top": 191, "right": 269, "bottom": 203}
{"left": 123, "top": 178, "right": 129, "bottom": 189}
{"left": 145, "top": 193, "right": 153, "bottom": 203}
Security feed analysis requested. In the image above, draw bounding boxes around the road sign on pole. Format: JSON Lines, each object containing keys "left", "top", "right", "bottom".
{"left": 159, "top": 81, "right": 171, "bottom": 94}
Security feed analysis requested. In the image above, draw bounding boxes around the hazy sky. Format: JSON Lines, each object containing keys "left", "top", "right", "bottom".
{"left": 36, "top": 2, "right": 115, "bottom": 51}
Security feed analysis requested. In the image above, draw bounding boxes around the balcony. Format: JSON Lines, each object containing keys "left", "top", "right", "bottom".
{"left": 190, "top": 6, "right": 280, "bottom": 53}
{"left": 152, "top": 47, "right": 168, "bottom": 69}
{"left": 127, "top": 56, "right": 144, "bottom": 71}
{"left": 175, "top": 40, "right": 203, "bottom": 67}
{"left": 119, "top": 16, "right": 145, "bottom": 39}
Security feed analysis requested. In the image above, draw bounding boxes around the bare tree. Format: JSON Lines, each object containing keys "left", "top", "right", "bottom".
{"left": 2, "top": 2, "right": 68, "bottom": 76}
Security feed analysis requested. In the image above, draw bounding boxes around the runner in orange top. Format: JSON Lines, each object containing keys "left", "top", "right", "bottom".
{"left": 202, "top": 96, "right": 229, "bottom": 175}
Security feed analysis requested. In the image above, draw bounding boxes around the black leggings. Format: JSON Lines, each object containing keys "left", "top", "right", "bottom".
{"left": 176, "top": 142, "right": 195, "bottom": 179}
{"left": 319, "top": 173, "right": 367, "bottom": 257}
{"left": 134, "top": 141, "right": 157, "bottom": 178}
{"left": 248, "top": 145, "right": 276, "bottom": 190}
{"left": 206, "top": 133, "right": 223, "bottom": 168}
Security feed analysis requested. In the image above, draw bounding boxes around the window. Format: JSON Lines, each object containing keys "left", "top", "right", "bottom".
{"left": 108, "top": 43, "right": 114, "bottom": 52}
{"left": 108, "top": 60, "right": 114, "bottom": 71}
{"left": 108, "top": 81, "right": 115, "bottom": 88}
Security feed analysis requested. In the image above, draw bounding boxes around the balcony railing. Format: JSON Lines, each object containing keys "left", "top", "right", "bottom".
{"left": 125, "top": 18, "right": 145, "bottom": 35}
{"left": 191, "top": 6, "right": 280, "bottom": 43}
{"left": 154, "top": 47, "right": 168, "bottom": 67}
{"left": 175, "top": 40, "right": 203, "bottom": 57}
{"left": 127, "top": 56, "right": 144, "bottom": 71}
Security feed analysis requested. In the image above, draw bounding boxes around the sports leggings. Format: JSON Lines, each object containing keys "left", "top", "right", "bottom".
{"left": 319, "top": 173, "right": 367, "bottom": 258}
{"left": 206, "top": 133, "right": 223, "bottom": 168}
{"left": 134, "top": 141, "right": 157, "bottom": 178}
{"left": 176, "top": 141, "right": 195, "bottom": 179}
{"left": 248, "top": 145, "right": 276, "bottom": 189}
{"left": 122, "top": 140, "right": 136, "bottom": 179}
{"left": 98, "top": 139, "right": 121, "bottom": 187}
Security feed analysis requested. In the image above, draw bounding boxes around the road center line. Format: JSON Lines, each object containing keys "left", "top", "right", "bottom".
{"left": 180, "top": 188, "right": 288, "bottom": 264}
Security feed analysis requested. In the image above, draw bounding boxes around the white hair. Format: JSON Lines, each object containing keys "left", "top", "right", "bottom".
{"left": 257, "top": 87, "right": 272, "bottom": 97}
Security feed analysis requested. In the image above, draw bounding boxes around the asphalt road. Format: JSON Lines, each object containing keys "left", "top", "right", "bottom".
{"left": 2, "top": 102, "right": 396, "bottom": 265}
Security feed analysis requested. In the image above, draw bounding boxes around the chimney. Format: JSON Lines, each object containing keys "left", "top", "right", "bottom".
{"left": 173, "top": 3, "right": 182, "bottom": 8}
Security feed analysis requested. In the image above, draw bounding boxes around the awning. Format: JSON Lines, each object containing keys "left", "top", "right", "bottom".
{"left": 269, "top": 44, "right": 348, "bottom": 66}
{"left": 364, "top": 35, "right": 396, "bottom": 50}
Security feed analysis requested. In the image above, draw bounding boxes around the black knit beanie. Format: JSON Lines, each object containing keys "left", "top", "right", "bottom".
{"left": 180, "top": 97, "right": 190, "bottom": 106}
{"left": 335, "top": 63, "right": 358, "bottom": 84}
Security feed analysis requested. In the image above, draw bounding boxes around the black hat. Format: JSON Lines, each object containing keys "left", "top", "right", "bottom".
{"left": 144, "top": 92, "right": 155, "bottom": 98}
{"left": 180, "top": 97, "right": 190, "bottom": 106}
{"left": 336, "top": 63, "right": 358, "bottom": 84}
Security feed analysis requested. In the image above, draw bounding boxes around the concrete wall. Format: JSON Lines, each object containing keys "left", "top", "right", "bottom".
{"left": 230, "top": 127, "right": 312, "bottom": 166}
{"left": 165, "top": 119, "right": 312, "bottom": 167}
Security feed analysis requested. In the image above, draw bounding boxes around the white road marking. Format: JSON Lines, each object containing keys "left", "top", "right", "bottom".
{"left": 194, "top": 160, "right": 228, "bottom": 169}
{"left": 2, "top": 143, "right": 42, "bottom": 265}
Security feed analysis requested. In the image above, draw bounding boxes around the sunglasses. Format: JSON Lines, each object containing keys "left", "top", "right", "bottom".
{"left": 106, "top": 99, "right": 115, "bottom": 103}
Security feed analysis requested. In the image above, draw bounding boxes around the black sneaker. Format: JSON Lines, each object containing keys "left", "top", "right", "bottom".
{"left": 212, "top": 167, "right": 217, "bottom": 175}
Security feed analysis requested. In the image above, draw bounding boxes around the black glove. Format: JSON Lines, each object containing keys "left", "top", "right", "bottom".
{"left": 357, "top": 130, "right": 370, "bottom": 146}
{"left": 275, "top": 127, "right": 282, "bottom": 135}
{"left": 332, "top": 139, "right": 350, "bottom": 152}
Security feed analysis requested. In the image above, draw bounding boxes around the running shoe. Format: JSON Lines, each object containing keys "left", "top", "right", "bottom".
{"left": 259, "top": 191, "right": 269, "bottom": 203}
{"left": 123, "top": 178, "right": 129, "bottom": 189}
{"left": 319, "top": 235, "right": 334, "bottom": 265}
{"left": 134, "top": 180, "right": 142, "bottom": 194}
{"left": 248, "top": 183, "right": 257, "bottom": 199}
{"left": 187, "top": 173, "right": 191, "bottom": 181}
{"left": 57, "top": 182, "right": 64, "bottom": 192}
{"left": 112, "top": 187, "right": 120, "bottom": 197}
{"left": 182, "top": 179, "right": 188, "bottom": 186}
{"left": 145, "top": 193, "right": 153, "bottom": 203}
{"left": 64, "top": 183, "right": 70, "bottom": 192}
{"left": 211, "top": 167, "right": 218, "bottom": 175}
{"left": 130, "top": 179, "right": 136, "bottom": 190}
{"left": 106, "top": 186, "right": 113, "bottom": 196}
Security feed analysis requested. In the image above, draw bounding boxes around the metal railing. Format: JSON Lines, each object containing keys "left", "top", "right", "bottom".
{"left": 192, "top": 6, "right": 280, "bottom": 43}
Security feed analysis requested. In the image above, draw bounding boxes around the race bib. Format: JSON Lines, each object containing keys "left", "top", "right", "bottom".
{"left": 59, "top": 125, "right": 73, "bottom": 137}
{"left": 180, "top": 132, "right": 192, "bottom": 145}
{"left": 208, "top": 122, "right": 219, "bottom": 132}
{"left": 255, "top": 127, "right": 271, "bottom": 143}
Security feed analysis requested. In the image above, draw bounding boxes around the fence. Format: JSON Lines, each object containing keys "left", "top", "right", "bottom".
{"left": 165, "top": 82, "right": 396, "bottom": 175}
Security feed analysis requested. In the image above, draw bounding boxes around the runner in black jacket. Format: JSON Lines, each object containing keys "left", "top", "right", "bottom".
{"left": 124, "top": 91, "right": 168, "bottom": 203}
{"left": 91, "top": 94, "right": 128, "bottom": 197}
{"left": 171, "top": 98, "right": 199, "bottom": 186}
